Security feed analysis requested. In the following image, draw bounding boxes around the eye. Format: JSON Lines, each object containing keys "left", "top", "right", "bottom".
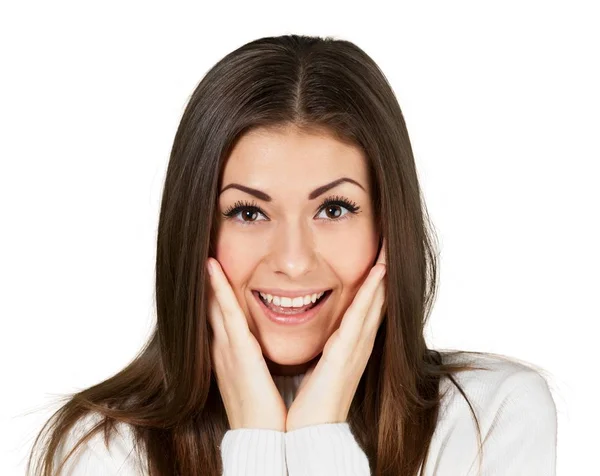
{"left": 221, "top": 200, "right": 267, "bottom": 226}
{"left": 315, "top": 195, "right": 361, "bottom": 222}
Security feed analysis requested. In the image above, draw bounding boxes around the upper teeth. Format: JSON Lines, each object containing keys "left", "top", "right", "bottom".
{"left": 259, "top": 291, "right": 326, "bottom": 308}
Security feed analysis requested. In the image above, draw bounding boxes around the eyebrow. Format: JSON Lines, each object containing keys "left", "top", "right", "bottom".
{"left": 219, "top": 177, "right": 366, "bottom": 201}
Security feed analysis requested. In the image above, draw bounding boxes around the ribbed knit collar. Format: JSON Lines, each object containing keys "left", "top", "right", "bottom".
{"left": 272, "top": 373, "right": 306, "bottom": 409}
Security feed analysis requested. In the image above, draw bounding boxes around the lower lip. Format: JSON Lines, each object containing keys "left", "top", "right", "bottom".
{"left": 253, "top": 290, "right": 332, "bottom": 325}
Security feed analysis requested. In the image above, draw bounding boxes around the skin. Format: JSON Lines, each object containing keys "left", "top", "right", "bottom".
{"left": 214, "top": 124, "right": 380, "bottom": 376}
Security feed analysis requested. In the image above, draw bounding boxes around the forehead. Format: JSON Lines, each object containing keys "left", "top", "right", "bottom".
{"left": 221, "top": 125, "right": 369, "bottom": 192}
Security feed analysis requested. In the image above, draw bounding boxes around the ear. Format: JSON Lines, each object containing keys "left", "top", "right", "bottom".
{"left": 373, "top": 233, "right": 384, "bottom": 267}
{"left": 379, "top": 238, "right": 387, "bottom": 265}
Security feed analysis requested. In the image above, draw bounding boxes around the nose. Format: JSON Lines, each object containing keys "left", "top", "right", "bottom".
{"left": 268, "top": 219, "right": 318, "bottom": 279}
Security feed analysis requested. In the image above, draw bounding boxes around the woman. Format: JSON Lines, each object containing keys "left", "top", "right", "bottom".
{"left": 27, "top": 34, "right": 557, "bottom": 475}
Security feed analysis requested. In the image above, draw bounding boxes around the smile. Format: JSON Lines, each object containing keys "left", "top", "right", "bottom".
{"left": 252, "top": 289, "right": 333, "bottom": 325}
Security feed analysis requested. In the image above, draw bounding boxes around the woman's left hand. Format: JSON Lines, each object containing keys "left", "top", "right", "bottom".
{"left": 286, "top": 239, "right": 387, "bottom": 432}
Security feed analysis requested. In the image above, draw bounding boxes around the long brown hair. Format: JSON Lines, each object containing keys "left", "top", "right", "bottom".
{"left": 27, "top": 34, "right": 530, "bottom": 476}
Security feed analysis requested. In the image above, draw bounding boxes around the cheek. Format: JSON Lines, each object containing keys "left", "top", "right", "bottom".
{"left": 319, "top": 225, "right": 379, "bottom": 280}
{"left": 214, "top": 233, "right": 259, "bottom": 303}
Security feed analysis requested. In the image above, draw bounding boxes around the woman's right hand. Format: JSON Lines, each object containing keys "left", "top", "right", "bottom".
{"left": 205, "top": 257, "right": 287, "bottom": 431}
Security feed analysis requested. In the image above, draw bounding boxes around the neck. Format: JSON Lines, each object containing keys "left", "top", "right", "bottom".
{"left": 265, "top": 353, "right": 321, "bottom": 377}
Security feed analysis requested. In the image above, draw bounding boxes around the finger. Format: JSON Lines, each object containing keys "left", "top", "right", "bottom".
{"left": 206, "top": 258, "right": 251, "bottom": 344}
{"left": 338, "top": 263, "right": 386, "bottom": 340}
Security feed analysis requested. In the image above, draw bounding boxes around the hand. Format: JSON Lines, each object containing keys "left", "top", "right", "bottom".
{"left": 286, "top": 239, "right": 387, "bottom": 432}
{"left": 206, "top": 257, "right": 287, "bottom": 431}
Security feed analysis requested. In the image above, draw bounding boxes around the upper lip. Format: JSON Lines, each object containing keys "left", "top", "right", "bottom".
{"left": 253, "top": 288, "right": 332, "bottom": 298}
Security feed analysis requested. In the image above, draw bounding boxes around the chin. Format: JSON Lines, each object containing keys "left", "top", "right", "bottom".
{"left": 260, "top": 335, "right": 323, "bottom": 367}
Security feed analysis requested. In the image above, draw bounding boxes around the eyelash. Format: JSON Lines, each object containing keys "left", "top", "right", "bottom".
{"left": 221, "top": 194, "right": 362, "bottom": 226}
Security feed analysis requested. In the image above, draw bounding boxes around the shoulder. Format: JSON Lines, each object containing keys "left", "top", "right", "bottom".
{"left": 57, "top": 412, "right": 146, "bottom": 474}
{"left": 424, "top": 351, "right": 557, "bottom": 474}
{"left": 438, "top": 351, "right": 556, "bottom": 417}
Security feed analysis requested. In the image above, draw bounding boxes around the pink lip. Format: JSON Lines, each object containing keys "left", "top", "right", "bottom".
{"left": 252, "top": 290, "right": 332, "bottom": 325}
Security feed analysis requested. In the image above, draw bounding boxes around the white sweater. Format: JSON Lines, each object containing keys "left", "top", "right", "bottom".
{"left": 56, "top": 352, "right": 557, "bottom": 475}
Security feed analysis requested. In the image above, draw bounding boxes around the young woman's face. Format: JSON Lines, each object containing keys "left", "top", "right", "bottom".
{"left": 215, "top": 125, "right": 380, "bottom": 375}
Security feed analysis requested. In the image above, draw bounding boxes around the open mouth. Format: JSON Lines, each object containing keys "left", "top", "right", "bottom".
{"left": 254, "top": 290, "right": 332, "bottom": 314}
{"left": 251, "top": 289, "right": 333, "bottom": 324}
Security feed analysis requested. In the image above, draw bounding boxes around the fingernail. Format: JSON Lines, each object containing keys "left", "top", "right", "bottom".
{"left": 378, "top": 264, "right": 387, "bottom": 279}
{"left": 206, "top": 260, "right": 214, "bottom": 276}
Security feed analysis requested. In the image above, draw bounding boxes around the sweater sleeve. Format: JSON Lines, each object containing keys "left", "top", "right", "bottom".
{"left": 220, "top": 428, "right": 287, "bottom": 476}
{"left": 285, "top": 422, "right": 370, "bottom": 476}
{"left": 220, "top": 423, "right": 370, "bottom": 476}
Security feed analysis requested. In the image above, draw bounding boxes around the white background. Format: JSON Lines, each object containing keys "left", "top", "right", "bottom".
{"left": 1, "top": 1, "right": 598, "bottom": 474}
